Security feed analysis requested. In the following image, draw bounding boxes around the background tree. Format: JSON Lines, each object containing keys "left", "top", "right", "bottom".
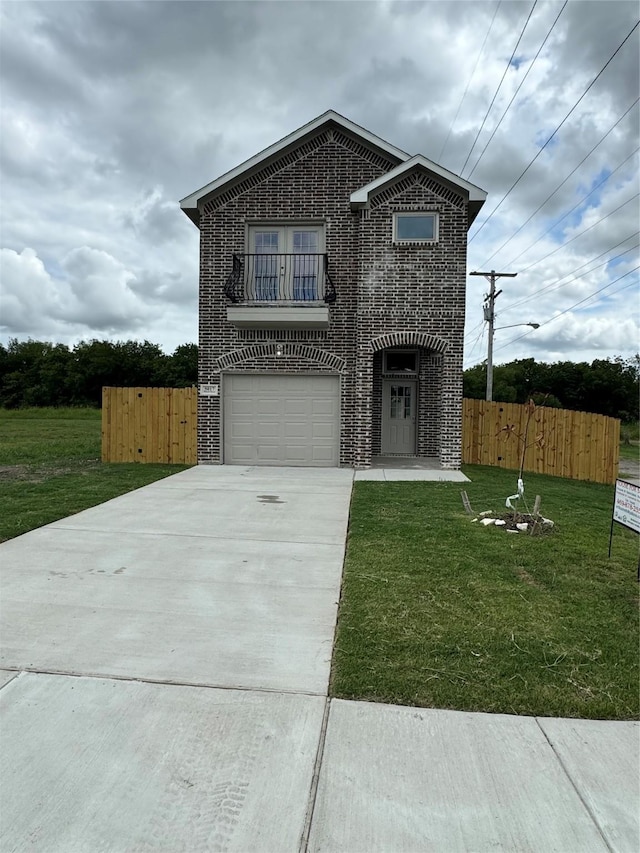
{"left": 164, "top": 343, "right": 198, "bottom": 387}
{"left": 463, "top": 355, "right": 639, "bottom": 422}
{"left": 0, "top": 338, "right": 197, "bottom": 408}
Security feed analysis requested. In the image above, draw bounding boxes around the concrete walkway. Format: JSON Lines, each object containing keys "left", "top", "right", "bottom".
{"left": 1, "top": 466, "right": 638, "bottom": 852}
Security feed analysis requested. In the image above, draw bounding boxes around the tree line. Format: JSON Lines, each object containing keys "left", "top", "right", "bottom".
{"left": 1, "top": 339, "right": 637, "bottom": 422}
{"left": 0, "top": 339, "right": 197, "bottom": 408}
{"left": 463, "top": 356, "right": 639, "bottom": 422}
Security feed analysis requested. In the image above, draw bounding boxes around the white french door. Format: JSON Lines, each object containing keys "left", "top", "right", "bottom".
{"left": 249, "top": 226, "right": 324, "bottom": 301}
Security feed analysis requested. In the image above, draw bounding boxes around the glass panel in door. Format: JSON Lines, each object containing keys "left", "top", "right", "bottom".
{"left": 253, "top": 231, "right": 280, "bottom": 301}
{"left": 292, "top": 230, "right": 319, "bottom": 301}
{"left": 390, "top": 385, "right": 412, "bottom": 420}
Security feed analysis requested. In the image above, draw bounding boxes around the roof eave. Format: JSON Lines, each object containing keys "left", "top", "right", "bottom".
{"left": 349, "top": 155, "right": 487, "bottom": 229}
{"left": 179, "top": 109, "right": 411, "bottom": 224}
{"left": 351, "top": 156, "right": 486, "bottom": 202}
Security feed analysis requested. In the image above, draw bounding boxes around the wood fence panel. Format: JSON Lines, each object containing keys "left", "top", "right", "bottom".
{"left": 101, "top": 387, "right": 197, "bottom": 464}
{"left": 461, "top": 398, "right": 619, "bottom": 484}
{"left": 103, "top": 391, "right": 619, "bottom": 482}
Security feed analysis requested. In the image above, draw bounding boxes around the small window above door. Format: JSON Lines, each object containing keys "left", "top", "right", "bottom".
{"left": 384, "top": 350, "right": 418, "bottom": 374}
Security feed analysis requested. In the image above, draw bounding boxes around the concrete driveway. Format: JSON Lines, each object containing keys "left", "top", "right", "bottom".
{"left": 0, "top": 465, "right": 352, "bottom": 694}
{"left": 1, "top": 465, "right": 638, "bottom": 852}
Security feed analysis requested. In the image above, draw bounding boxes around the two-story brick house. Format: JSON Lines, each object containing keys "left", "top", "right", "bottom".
{"left": 180, "top": 111, "right": 486, "bottom": 469}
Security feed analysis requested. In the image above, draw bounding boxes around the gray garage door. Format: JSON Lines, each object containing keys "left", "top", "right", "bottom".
{"left": 223, "top": 374, "right": 340, "bottom": 466}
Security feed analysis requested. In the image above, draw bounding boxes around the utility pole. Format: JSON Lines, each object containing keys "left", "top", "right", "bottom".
{"left": 470, "top": 270, "right": 517, "bottom": 401}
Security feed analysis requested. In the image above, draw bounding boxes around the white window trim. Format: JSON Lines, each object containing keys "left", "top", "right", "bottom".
{"left": 392, "top": 212, "right": 439, "bottom": 244}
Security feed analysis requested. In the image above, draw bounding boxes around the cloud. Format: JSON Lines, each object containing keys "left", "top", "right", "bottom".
{"left": 0, "top": 0, "right": 637, "bottom": 366}
{"left": 0, "top": 245, "right": 177, "bottom": 339}
{"left": 0, "top": 248, "right": 64, "bottom": 333}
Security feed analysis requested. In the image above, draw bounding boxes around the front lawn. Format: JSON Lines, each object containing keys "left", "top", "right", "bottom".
{"left": 0, "top": 408, "right": 190, "bottom": 542}
{"left": 331, "top": 466, "right": 639, "bottom": 720}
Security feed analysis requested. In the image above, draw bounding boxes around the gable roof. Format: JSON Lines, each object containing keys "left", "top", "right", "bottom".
{"left": 179, "top": 110, "right": 410, "bottom": 225}
{"left": 179, "top": 111, "right": 487, "bottom": 227}
{"left": 350, "top": 155, "right": 487, "bottom": 227}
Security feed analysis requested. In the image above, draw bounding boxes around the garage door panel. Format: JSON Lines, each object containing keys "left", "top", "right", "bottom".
{"left": 230, "top": 423, "right": 254, "bottom": 439}
{"left": 227, "top": 375, "right": 256, "bottom": 392}
{"left": 312, "top": 423, "right": 334, "bottom": 439}
{"left": 284, "top": 399, "right": 310, "bottom": 416}
{"left": 256, "top": 423, "right": 280, "bottom": 439}
{"left": 223, "top": 374, "right": 339, "bottom": 467}
{"left": 285, "top": 424, "right": 308, "bottom": 439}
{"left": 312, "top": 447, "right": 335, "bottom": 463}
{"left": 256, "top": 400, "right": 282, "bottom": 416}
{"left": 229, "top": 399, "right": 254, "bottom": 416}
{"left": 230, "top": 445, "right": 255, "bottom": 463}
{"left": 310, "top": 376, "right": 338, "bottom": 392}
{"left": 312, "top": 400, "right": 336, "bottom": 416}
{"left": 256, "top": 445, "right": 280, "bottom": 461}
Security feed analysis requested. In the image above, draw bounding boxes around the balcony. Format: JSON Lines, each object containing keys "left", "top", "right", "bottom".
{"left": 224, "top": 253, "right": 335, "bottom": 330}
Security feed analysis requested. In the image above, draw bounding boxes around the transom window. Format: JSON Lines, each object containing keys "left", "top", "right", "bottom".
{"left": 384, "top": 350, "right": 418, "bottom": 374}
{"left": 393, "top": 212, "right": 438, "bottom": 243}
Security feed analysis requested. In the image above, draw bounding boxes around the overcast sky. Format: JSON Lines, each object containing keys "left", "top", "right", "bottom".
{"left": 1, "top": 0, "right": 638, "bottom": 367}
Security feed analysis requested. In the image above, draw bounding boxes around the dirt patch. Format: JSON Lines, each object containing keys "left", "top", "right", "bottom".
{"left": 0, "top": 465, "right": 38, "bottom": 482}
{"left": 473, "top": 511, "right": 556, "bottom": 536}
{"left": 498, "top": 512, "right": 556, "bottom": 535}
{"left": 0, "top": 461, "right": 101, "bottom": 483}
{"left": 618, "top": 457, "right": 640, "bottom": 482}
{"left": 514, "top": 567, "right": 541, "bottom": 587}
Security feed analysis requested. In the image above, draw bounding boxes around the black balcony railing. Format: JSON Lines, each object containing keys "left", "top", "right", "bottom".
{"left": 225, "top": 254, "right": 336, "bottom": 304}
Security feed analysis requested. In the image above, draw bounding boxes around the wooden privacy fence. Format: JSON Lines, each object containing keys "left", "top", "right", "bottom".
{"left": 462, "top": 398, "right": 620, "bottom": 484}
{"left": 101, "top": 387, "right": 197, "bottom": 464}
{"left": 101, "top": 388, "right": 620, "bottom": 483}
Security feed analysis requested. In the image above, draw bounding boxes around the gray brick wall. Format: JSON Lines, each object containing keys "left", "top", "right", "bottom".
{"left": 197, "top": 125, "right": 469, "bottom": 468}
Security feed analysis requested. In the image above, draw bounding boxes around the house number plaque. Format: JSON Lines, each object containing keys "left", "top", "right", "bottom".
{"left": 199, "top": 384, "right": 219, "bottom": 396}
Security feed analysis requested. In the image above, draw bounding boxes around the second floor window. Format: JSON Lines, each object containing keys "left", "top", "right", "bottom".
{"left": 393, "top": 212, "right": 438, "bottom": 243}
{"left": 249, "top": 225, "right": 325, "bottom": 301}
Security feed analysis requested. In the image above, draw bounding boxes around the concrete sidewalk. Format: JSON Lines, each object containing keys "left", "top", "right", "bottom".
{"left": 1, "top": 465, "right": 638, "bottom": 852}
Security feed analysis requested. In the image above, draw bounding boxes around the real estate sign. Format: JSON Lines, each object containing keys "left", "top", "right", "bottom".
{"left": 613, "top": 479, "right": 640, "bottom": 534}
{"left": 609, "top": 480, "right": 640, "bottom": 577}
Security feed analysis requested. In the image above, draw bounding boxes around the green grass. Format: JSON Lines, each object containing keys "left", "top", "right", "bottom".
{"left": 0, "top": 407, "right": 190, "bottom": 541}
{"left": 331, "top": 466, "right": 639, "bottom": 720}
{"left": 621, "top": 420, "right": 640, "bottom": 443}
{"left": 619, "top": 441, "right": 639, "bottom": 461}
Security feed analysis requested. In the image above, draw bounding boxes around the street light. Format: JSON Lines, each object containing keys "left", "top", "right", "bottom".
{"left": 494, "top": 323, "right": 540, "bottom": 331}
{"left": 486, "top": 322, "right": 539, "bottom": 402}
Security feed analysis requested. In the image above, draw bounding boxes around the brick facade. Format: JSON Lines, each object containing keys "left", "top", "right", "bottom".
{"left": 192, "top": 119, "right": 479, "bottom": 469}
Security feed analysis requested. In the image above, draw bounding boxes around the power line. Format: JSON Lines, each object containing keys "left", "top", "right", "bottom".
{"left": 459, "top": 0, "right": 538, "bottom": 176}
{"left": 483, "top": 97, "right": 639, "bottom": 267}
{"left": 464, "top": 319, "right": 485, "bottom": 345}
{"left": 469, "top": 19, "right": 640, "bottom": 244}
{"left": 468, "top": 233, "right": 639, "bottom": 347}
{"left": 499, "top": 236, "right": 639, "bottom": 314}
{"left": 502, "top": 145, "right": 640, "bottom": 269}
{"left": 438, "top": 0, "right": 502, "bottom": 162}
{"left": 516, "top": 192, "right": 639, "bottom": 273}
{"left": 464, "top": 324, "right": 487, "bottom": 367}
{"left": 494, "top": 265, "right": 640, "bottom": 353}
{"left": 467, "top": 0, "right": 568, "bottom": 180}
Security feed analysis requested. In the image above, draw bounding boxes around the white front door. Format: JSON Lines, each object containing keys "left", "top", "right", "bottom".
{"left": 381, "top": 380, "right": 417, "bottom": 455}
{"left": 249, "top": 226, "right": 323, "bottom": 301}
